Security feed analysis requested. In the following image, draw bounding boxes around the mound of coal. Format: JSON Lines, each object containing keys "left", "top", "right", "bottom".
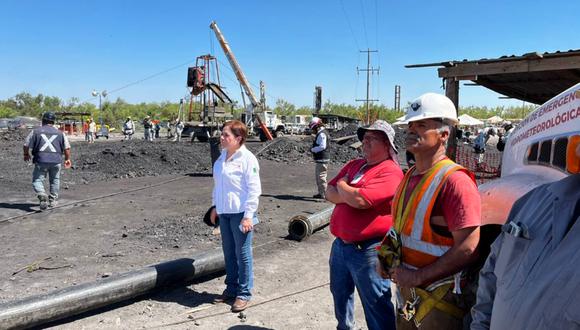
{"left": 393, "top": 126, "right": 407, "bottom": 151}
{"left": 331, "top": 124, "right": 359, "bottom": 139}
{"left": 73, "top": 140, "right": 213, "bottom": 181}
{"left": 0, "top": 129, "right": 29, "bottom": 142}
{"left": 256, "top": 137, "right": 360, "bottom": 164}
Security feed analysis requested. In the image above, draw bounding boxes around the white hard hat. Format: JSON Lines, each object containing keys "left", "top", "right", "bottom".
{"left": 404, "top": 93, "right": 458, "bottom": 124}
{"left": 309, "top": 117, "right": 322, "bottom": 129}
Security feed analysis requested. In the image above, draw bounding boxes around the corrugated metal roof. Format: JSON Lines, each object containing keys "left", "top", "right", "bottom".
{"left": 407, "top": 49, "right": 580, "bottom": 104}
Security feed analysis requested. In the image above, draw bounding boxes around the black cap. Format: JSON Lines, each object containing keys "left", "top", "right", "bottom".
{"left": 42, "top": 112, "right": 56, "bottom": 123}
{"left": 203, "top": 205, "right": 219, "bottom": 227}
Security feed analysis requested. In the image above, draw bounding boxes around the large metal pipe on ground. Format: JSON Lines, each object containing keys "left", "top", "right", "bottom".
{"left": 0, "top": 250, "right": 224, "bottom": 330}
{"left": 288, "top": 207, "right": 334, "bottom": 241}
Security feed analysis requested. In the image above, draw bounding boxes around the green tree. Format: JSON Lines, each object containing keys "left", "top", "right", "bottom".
{"left": 273, "top": 99, "right": 296, "bottom": 116}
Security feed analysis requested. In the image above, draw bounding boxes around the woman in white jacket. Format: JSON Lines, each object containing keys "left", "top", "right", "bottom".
{"left": 210, "top": 120, "right": 261, "bottom": 313}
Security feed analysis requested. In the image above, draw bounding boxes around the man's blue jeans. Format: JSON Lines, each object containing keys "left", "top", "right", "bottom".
{"left": 32, "top": 163, "right": 61, "bottom": 201}
{"left": 219, "top": 212, "right": 254, "bottom": 301}
{"left": 330, "top": 238, "right": 396, "bottom": 330}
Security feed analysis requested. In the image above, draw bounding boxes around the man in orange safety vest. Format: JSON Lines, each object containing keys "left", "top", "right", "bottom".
{"left": 377, "top": 93, "right": 481, "bottom": 329}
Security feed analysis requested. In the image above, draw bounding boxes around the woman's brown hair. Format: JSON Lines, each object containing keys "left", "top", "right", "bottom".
{"left": 223, "top": 120, "right": 248, "bottom": 145}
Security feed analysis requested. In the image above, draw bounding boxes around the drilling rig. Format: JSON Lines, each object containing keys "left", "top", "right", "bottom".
{"left": 184, "top": 54, "right": 233, "bottom": 142}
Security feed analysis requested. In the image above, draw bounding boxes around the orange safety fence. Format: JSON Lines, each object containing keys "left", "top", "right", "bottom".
{"left": 455, "top": 144, "right": 502, "bottom": 185}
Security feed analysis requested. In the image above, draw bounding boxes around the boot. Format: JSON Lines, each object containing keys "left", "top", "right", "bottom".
{"left": 38, "top": 194, "right": 48, "bottom": 210}
{"left": 48, "top": 198, "right": 58, "bottom": 208}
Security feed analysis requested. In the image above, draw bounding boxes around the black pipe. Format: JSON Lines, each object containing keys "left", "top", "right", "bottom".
{"left": 0, "top": 250, "right": 224, "bottom": 330}
{"left": 288, "top": 207, "right": 334, "bottom": 241}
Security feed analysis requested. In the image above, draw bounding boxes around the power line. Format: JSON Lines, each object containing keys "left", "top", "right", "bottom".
{"left": 359, "top": 0, "right": 369, "bottom": 48}
{"left": 78, "top": 59, "right": 196, "bottom": 105}
{"left": 339, "top": 0, "right": 361, "bottom": 50}
{"left": 214, "top": 57, "right": 280, "bottom": 105}
{"left": 356, "top": 49, "right": 379, "bottom": 124}
{"left": 375, "top": 0, "right": 379, "bottom": 50}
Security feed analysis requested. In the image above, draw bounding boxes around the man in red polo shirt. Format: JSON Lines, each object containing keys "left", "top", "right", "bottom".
{"left": 326, "top": 120, "right": 403, "bottom": 330}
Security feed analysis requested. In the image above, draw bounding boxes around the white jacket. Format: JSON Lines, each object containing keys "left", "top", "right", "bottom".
{"left": 212, "top": 144, "right": 261, "bottom": 219}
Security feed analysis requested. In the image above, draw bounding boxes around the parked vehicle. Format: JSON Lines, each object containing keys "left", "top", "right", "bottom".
{"left": 8, "top": 117, "right": 41, "bottom": 130}
{"left": 0, "top": 118, "right": 10, "bottom": 130}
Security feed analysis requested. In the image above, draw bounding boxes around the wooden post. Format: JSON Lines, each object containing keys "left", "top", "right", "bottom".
{"left": 445, "top": 78, "right": 459, "bottom": 161}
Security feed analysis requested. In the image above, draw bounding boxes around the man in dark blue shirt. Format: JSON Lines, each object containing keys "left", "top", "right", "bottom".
{"left": 23, "top": 112, "right": 72, "bottom": 210}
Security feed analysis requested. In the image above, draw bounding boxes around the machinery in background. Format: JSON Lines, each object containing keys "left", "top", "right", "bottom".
{"left": 184, "top": 54, "right": 233, "bottom": 142}
{"left": 210, "top": 21, "right": 273, "bottom": 141}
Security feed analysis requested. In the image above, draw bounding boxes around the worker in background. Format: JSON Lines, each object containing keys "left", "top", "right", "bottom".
{"left": 23, "top": 112, "right": 72, "bottom": 210}
{"left": 496, "top": 121, "right": 514, "bottom": 152}
{"left": 309, "top": 117, "right": 330, "bottom": 199}
{"left": 143, "top": 116, "right": 153, "bottom": 141}
{"left": 326, "top": 120, "right": 403, "bottom": 330}
{"left": 173, "top": 118, "right": 184, "bottom": 142}
{"left": 471, "top": 143, "right": 580, "bottom": 329}
{"left": 123, "top": 116, "right": 135, "bottom": 140}
{"left": 83, "top": 119, "right": 90, "bottom": 142}
{"left": 154, "top": 120, "right": 161, "bottom": 139}
{"left": 150, "top": 120, "right": 157, "bottom": 141}
{"left": 87, "top": 118, "right": 96, "bottom": 143}
{"left": 167, "top": 120, "right": 174, "bottom": 139}
{"left": 377, "top": 93, "right": 481, "bottom": 329}
{"left": 473, "top": 127, "right": 496, "bottom": 165}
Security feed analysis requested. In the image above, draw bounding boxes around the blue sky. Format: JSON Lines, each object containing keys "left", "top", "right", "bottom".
{"left": 1, "top": 0, "right": 578, "bottom": 109}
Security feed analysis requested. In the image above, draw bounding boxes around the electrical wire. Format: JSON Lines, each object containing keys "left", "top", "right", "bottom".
{"left": 339, "top": 0, "right": 361, "bottom": 50}
{"left": 375, "top": 0, "right": 379, "bottom": 50}
{"left": 214, "top": 57, "right": 280, "bottom": 106}
{"left": 78, "top": 59, "right": 196, "bottom": 105}
{"left": 359, "top": 0, "right": 369, "bottom": 49}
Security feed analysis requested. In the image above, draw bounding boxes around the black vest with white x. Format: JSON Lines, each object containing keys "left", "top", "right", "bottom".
{"left": 30, "top": 125, "right": 65, "bottom": 164}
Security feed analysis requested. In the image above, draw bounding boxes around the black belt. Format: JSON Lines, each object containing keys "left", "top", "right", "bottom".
{"left": 339, "top": 237, "right": 381, "bottom": 250}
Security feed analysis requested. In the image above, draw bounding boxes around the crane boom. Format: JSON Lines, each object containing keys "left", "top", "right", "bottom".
{"left": 210, "top": 21, "right": 260, "bottom": 108}
{"left": 209, "top": 21, "right": 273, "bottom": 140}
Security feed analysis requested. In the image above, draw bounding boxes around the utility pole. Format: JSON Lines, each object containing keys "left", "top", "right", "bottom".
{"left": 260, "top": 81, "right": 266, "bottom": 112}
{"left": 314, "top": 86, "right": 322, "bottom": 115}
{"left": 356, "top": 49, "right": 379, "bottom": 125}
{"left": 394, "top": 85, "right": 401, "bottom": 111}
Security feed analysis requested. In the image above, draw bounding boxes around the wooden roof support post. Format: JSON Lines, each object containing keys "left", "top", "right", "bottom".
{"left": 445, "top": 78, "right": 460, "bottom": 161}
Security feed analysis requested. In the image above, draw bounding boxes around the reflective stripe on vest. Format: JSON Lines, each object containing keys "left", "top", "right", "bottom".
{"left": 393, "top": 159, "right": 472, "bottom": 268}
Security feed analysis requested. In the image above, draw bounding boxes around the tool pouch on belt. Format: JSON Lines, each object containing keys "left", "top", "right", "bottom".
{"left": 377, "top": 228, "right": 402, "bottom": 271}
{"left": 400, "top": 284, "right": 467, "bottom": 328}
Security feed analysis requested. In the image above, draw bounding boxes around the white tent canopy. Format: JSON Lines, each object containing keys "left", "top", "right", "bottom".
{"left": 458, "top": 114, "right": 484, "bottom": 126}
{"left": 392, "top": 115, "right": 407, "bottom": 126}
{"left": 486, "top": 115, "right": 504, "bottom": 124}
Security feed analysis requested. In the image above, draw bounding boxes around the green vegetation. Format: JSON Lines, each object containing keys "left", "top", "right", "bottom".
{"left": 0, "top": 92, "right": 537, "bottom": 127}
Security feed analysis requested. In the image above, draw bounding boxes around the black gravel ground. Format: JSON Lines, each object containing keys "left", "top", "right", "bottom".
{"left": 0, "top": 126, "right": 497, "bottom": 191}
{"left": 255, "top": 136, "right": 360, "bottom": 165}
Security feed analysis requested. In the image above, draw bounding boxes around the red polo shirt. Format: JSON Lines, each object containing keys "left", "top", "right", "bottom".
{"left": 329, "top": 158, "right": 404, "bottom": 242}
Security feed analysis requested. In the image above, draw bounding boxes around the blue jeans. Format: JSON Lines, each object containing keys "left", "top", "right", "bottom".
{"left": 330, "top": 238, "right": 396, "bottom": 330}
{"left": 219, "top": 212, "right": 254, "bottom": 301}
{"left": 32, "top": 163, "right": 61, "bottom": 201}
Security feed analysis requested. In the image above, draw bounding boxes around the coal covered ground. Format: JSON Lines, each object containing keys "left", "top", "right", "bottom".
{"left": 0, "top": 126, "right": 498, "bottom": 197}
{"left": 0, "top": 129, "right": 360, "bottom": 186}
{"left": 0, "top": 129, "right": 360, "bottom": 249}
{"left": 0, "top": 127, "right": 499, "bottom": 249}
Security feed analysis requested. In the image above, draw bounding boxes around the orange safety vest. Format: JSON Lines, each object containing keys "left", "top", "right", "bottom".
{"left": 392, "top": 158, "right": 475, "bottom": 269}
